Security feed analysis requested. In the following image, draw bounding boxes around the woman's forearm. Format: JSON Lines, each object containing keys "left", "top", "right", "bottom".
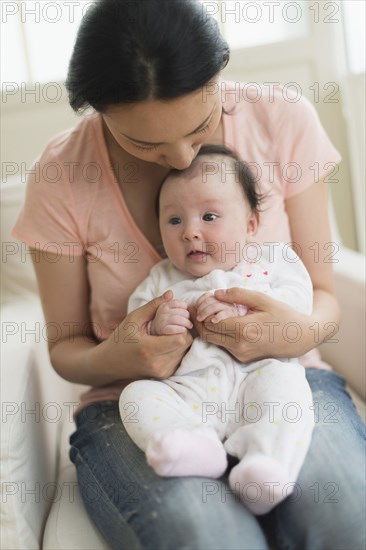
{"left": 308, "top": 288, "right": 341, "bottom": 348}
{"left": 49, "top": 335, "right": 124, "bottom": 386}
{"left": 49, "top": 297, "right": 193, "bottom": 386}
{"left": 193, "top": 286, "right": 342, "bottom": 362}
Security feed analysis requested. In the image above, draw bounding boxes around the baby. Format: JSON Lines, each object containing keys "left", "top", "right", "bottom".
{"left": 119, "top": 144, "right": 314, "bottom": 515}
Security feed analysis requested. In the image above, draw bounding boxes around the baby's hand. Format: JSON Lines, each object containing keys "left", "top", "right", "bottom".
{"left": 196, "top": 292, "right": 248, "bottom": 324}
{"left": 150, "top": 299, "right": 193, "bottom": 335}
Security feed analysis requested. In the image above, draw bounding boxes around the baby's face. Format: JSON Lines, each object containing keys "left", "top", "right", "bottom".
{"left": 159, "top": 158, "right": 258, "bottom": 277}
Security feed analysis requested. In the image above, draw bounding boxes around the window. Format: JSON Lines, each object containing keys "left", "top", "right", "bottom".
{"left": 1, "top": 1, "right": 86, "bottom": 84}
{"left": 341, "top": 0, "right": 366, "bottom": 74}
{"left": 4, "top": 1, "right": 364, "bottom": 84}
{"left": 202, "top": 0, "right": 309, "bottom": 49}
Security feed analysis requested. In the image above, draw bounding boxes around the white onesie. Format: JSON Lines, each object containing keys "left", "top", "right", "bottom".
{"left": 120, "top": 242, "right": 315, "bottom": 512}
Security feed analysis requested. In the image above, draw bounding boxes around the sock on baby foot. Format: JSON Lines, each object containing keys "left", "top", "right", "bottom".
{"left": 229, "top": 455, "right": 293, "bottom": 515}
{"left": 146, "top": 428, "right": 227, "bottom": 478}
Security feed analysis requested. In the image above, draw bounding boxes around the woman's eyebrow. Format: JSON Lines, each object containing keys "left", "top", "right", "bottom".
{"left": 120, "top": 106, "right": 216, "bottom": 146}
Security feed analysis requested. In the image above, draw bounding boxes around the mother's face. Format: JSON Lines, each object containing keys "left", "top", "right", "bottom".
{"left": 102, "top": 79, "right": 223, "bottom": 170}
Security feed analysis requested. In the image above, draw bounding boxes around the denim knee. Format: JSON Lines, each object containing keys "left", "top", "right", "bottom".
{"left": 69, "top": 401, "right": 269, "bottom": 550}
{"left": 273, "top": 369, "right": 366, "bottom": 549}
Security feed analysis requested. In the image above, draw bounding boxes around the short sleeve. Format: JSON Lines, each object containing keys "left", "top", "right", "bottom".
{"left": 273, "top": 89, "right": 342, "bottom": 199}
{"left": 11, "top": 151, "right": 85, "bottom": 256}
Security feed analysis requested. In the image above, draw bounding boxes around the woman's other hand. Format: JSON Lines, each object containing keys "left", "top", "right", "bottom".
{"left": 103, "top": 290, "right": 193, "bottom": 380}
{"left": 190, "top": 287, "right": 315, "bottom": 362}
{"left": 32, "top": 248, "right": 191, "bottom": 385}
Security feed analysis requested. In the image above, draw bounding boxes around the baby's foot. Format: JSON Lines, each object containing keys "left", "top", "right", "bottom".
{"left": 146, "top": 428, "right": 227, "bottom": 478}
{"left": 229, "top": 455, "right": 293, "bottom": 515}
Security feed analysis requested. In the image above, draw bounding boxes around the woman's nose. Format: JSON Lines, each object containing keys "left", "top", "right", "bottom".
{"left": 164, "top": 143, "right": 197, "bottom": 170}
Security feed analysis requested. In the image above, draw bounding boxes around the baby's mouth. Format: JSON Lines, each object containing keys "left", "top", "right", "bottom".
{"left": 187, "top": 249, "right": 209, "bottom": 260}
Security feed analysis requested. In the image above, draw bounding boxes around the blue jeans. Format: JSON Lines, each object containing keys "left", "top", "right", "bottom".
{"left": 69, "top": 369, "right": 366, "bottom": 550}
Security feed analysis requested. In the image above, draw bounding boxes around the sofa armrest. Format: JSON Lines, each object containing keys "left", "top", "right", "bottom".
{"left": 319, "top": 246, "right": 366, "bottom": 401}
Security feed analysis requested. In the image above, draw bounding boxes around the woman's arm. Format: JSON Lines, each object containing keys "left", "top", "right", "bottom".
{"left": 30, "top": 250, "right": 192, "bottom": 385}
{"left": 285, "top": 177, "right": 341, "bottom": 339}
{"left": 191, "top": 177, "right": 341, "bottom": 361}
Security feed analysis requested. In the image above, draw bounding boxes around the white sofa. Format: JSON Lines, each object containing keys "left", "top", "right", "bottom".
{"left": 1, "top": 176, "right": 365, "bottom": 550}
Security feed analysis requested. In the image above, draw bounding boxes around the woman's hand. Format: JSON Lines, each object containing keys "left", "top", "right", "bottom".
{"left": 102, "top": 291, "right": 193, "bottom": 380}
{"left": 190, "top": 288, "right": 316, "bottom": 363}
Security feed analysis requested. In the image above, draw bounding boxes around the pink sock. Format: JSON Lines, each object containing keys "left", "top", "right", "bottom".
{"left": 229, "top": 455, "right": 292, "bottom": 515}
{"left": 146, "top": 428, "right": 227, "bottom": 478}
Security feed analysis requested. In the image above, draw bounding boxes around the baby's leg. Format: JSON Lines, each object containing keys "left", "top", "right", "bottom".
{"left": 224, "top": 360, "right": 314, "bottom": 515}
{"left": 120, "top": 380, "right": 227, "bottom": 478}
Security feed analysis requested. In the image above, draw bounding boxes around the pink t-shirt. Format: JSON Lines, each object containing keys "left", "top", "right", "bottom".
{"left": 12, "top": 82, "right": 341, "bottom": 411}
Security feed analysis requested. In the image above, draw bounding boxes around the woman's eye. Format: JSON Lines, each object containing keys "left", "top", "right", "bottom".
{"left": 134, "top": 144, "right": 159, "bottom": 152}
{"left": 169, "top": 217, "right": 181, "bottom": 225}
{"left": 196, "top": 126, "right": 209, "bottom": 135}
{"left": 195, "top": 116, "right": 213, "bottom": 136}
{"left": 195, "top": 122, "right": 211, "bottom": 135}
{"left": 203, "top": 213, "right": 217, "bottom": 221}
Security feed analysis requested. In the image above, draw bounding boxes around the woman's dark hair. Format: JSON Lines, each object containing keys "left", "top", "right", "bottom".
{"left": 66, "top": 0, "right": 230, "bottom": 113}
{"left": 155, "top": 144, "right": 265, "bottom": 218}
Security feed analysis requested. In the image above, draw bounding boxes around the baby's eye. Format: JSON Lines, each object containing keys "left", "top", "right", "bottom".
{"left": 203, "top": 213, "right": 217, "bottom": 222}
{"left": 169, "top": 217, "right": 181, "bottom": 225}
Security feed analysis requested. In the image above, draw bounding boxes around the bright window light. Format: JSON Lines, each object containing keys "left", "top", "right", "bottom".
{"left": 342, "top": 0, "right": 366, "bottom": 74}
{"left": 1, "top": 6, "right": 28, "bottom": 84}
{"left": 22, "top": 1, "right": 84, "bottom": 83}
{"left": 202, "top": 1, "right": 309, "bottom": 49}
{"left": 1, "top": 1, "right": 86, "bottom": 85}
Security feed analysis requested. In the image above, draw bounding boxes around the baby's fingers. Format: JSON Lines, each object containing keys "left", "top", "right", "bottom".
{"left": 210, "top": 310, "right": 233, "bottom": 324}
{"left": 164, "top": 324, "right": 189, "bottom": 335}
{"left": 167, "top": 315, "right": 193, "bottom": 330}
{"left": 168, "top": 299, "right": 189, "bottom": 310}
{"left": 196, "top": 300, "right": 224, "bottom": 322}
{"left": 170, "top": 308, "right": 191, "bottom": 319}
{"left": 196, "top": 292, "right": 215, "bottom": 308}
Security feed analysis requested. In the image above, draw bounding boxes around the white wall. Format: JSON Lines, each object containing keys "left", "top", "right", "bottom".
{"left": 1, "top": 84, "right": 79, "bottom": 182}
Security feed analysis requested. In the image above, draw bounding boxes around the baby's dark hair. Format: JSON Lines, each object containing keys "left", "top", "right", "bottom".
{"left": 155, "top": 144, "right": 264, "bottom": 218}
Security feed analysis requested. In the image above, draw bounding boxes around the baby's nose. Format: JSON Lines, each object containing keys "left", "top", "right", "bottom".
{"left": 182, "top": 224, "right": 201, "bottom": 241}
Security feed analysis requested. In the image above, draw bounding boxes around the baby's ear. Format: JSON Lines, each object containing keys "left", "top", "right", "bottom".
{"left": 247, "top": 210, "right": 259, "bottom": 236}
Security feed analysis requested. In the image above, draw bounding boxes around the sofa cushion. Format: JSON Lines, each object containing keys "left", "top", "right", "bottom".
{"left": 1, "top": 177, "right": 39, "bottom": 301}
{"left": 0, "top": 297, "right": 56, "bottom": 549}
{"left": 0, "top": 296, "right": 87, "bottom": 549}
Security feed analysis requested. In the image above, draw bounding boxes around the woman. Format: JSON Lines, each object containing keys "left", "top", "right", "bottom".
{"left": 12, "top": 1, "right": 365, "bottom": 548}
